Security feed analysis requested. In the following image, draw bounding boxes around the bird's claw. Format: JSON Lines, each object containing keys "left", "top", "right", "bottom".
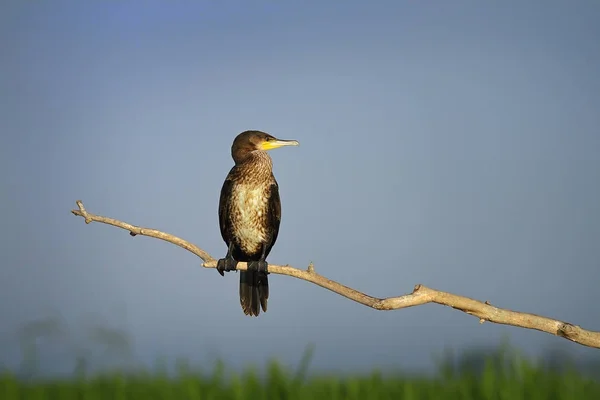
{"left": 248, "top": 260, "right": 269, "bottom": 273}
{"left": 217, "top": 258, "right": 238, "bottom": 276}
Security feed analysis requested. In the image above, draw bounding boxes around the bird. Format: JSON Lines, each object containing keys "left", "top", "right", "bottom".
{"left": 217, "top": 130, "right": 299, "bottom": 316}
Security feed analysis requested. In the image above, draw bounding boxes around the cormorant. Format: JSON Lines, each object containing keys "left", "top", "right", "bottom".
{"left": 217, "top": 130, "right": 299, "bottom": 316}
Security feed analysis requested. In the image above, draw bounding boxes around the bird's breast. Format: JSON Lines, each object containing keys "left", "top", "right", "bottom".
{"left": 230, "top": 183, "right": 271, "bottom": 254}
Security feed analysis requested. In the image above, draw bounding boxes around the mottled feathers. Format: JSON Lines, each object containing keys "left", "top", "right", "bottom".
{"left": 218, "top": 152, "right": 281, "bottom": 316}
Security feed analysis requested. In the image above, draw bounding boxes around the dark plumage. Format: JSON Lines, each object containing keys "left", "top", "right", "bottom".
{"left": 217, "top": 130, "right": 299, "bottom": 316}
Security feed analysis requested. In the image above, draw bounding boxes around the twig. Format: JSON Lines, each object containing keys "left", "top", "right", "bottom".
{"left": 71, "top": 200, "right": 600, "bottom": 349}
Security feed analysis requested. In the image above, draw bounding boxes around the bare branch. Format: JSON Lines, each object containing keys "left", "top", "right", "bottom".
{"left": 71, "top": 200, "right": 600, "bottom": 349}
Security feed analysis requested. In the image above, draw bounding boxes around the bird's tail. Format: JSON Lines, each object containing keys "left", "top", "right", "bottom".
{"left": 239, "top": 270, "right": 269, "bottom": 316}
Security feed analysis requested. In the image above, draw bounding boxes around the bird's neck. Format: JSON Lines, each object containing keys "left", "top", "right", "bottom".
{"left": 236, "top": 151, "right": 273, "bottom": 179}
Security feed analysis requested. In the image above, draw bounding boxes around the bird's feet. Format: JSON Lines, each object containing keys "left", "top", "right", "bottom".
{"left": 217, "top": 258, "right": 238, "bottom": 276}
{"left": 248, "top": 260, "right": 269, "bottom": 273}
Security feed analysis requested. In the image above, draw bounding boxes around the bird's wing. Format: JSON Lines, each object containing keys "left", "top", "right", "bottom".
{"left": 218, "top": 168, "right": 236, "bottom": 244}
{"left": 267, "top": 180, "right": 282, "bottom": 248}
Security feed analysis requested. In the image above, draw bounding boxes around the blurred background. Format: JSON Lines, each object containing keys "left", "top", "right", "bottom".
{"left": 1, "top": 0, "right": 599, "bottom": 379}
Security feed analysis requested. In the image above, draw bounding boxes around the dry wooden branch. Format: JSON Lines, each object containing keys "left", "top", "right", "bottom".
{"left": 70, "top": 200, "right": 600, "bottom": 349}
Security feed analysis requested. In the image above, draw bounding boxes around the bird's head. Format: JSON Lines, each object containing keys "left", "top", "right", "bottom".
{"left": 231, "top": 130, "right": 299, "bottom": 164}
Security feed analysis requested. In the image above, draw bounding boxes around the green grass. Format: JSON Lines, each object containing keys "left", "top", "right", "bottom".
{"left": 1, "top": 351, "right": 599, "bottom": 400}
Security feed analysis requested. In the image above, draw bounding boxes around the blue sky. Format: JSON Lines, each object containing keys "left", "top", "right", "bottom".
{"left": 1, "top": 0, "right": 599, "bottom": 375}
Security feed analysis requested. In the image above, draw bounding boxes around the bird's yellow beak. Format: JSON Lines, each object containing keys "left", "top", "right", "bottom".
{"left": 261, "top": 139, "right": 300, "bottom": 151}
